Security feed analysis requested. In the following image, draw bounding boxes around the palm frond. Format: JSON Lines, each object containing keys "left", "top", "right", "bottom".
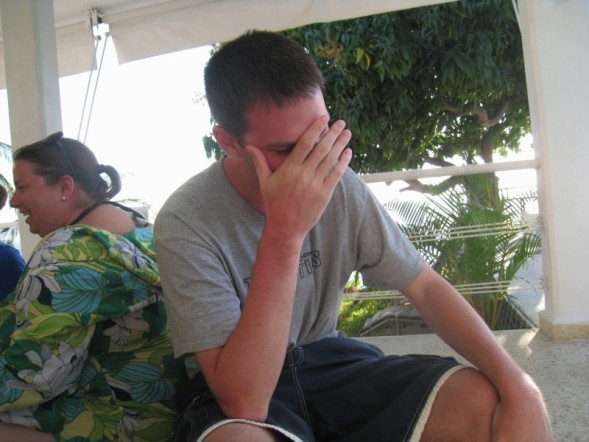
{"left": 382, "top": 176, "right": 540, "bottom": 329}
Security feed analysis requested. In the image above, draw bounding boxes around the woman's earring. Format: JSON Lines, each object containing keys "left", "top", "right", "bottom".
{"left": 61, "top": 196, "right": 66, "bottom": 201}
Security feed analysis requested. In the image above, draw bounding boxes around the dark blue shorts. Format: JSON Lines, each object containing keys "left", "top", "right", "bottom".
{"left": 172, "top": 337, "right": 462, "bottom": 442}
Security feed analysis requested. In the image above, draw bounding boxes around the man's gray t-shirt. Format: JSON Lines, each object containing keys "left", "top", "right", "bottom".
{"left": 154, "top": 161, "right": 424, "bottom": 363}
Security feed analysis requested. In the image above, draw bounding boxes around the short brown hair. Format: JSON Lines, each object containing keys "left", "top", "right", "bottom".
{"left": 204, "top": 30, "right": 324, "bottom": 141}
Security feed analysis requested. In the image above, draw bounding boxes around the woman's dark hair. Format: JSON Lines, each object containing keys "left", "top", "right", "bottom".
{"left": 204, "top": 30, "right": 324, "bottom": 141}
{"left": 14, "top": 132, "right": 122, "bottom": 204}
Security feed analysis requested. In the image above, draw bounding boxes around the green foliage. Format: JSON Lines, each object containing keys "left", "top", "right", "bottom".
{"left": 202, "top": 133, "right": 225, "bottom": 162}
{"left": 337, "top": 271, "right": 393, "bottom": 336}
{"left": 284, "top": 0, "right": 529, "bottom": 175}
{"left": 385, "top": 176, "right": 541, "bottom": 329}
{"left": 338, "top": 299, "right": 393, "bottom": 337}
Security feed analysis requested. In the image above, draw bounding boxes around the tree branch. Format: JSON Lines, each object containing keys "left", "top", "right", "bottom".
{"left": 441, "top": 105, "right": 464, "bottom": 116}
{"left": 474, "top": 99, "right": 511, "bottom": 128}
{"left": 400, "top": 175, "right": 464, "bottom": 195}
{"left": 443, "top": 99, "right": 511, "bottom": 128}
{"left": 424, "top": 157, "right": 455, "bottom": 168}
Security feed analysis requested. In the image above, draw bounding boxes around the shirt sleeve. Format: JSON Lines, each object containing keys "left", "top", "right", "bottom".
{"left": 154, "top": 205, "right": 243, "bottom": 358}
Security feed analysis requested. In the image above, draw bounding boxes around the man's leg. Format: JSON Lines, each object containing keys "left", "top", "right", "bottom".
{"left": 204, "top": 422, "right": 284, "bottom": 442}
{"left": 421, "top": 367, "right": 499, "bottom": 442}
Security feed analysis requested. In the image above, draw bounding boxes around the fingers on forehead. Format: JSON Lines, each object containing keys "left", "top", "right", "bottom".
{"left": 310, "top": 115, "right": 330, "bottom": 136}
{"left": 293, "top": 116, "right": 328, "bottom": 152}
{"left": 309, "top": 116, "right": 344, "bottom": 143}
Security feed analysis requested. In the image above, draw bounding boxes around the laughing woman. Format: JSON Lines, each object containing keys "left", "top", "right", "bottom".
{"left": 0, "top": 133, "right": 186, "bottom": 441}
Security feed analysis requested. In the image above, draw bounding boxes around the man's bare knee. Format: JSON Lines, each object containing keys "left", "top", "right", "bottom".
{"left": 421, "top": 367, "right": 499, "bottom": 442}
{"left": 204, "top": 421, "right": 280, "bottom": 442}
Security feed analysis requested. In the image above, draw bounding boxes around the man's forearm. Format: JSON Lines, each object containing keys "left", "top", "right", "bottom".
{"left": 404, "top": 265, "right": 553, "bottom": 440}
{"left": 198, "top": 228, "right": 304, "bottom": 420}
{"left": 405, "top": 265, "right": 523, "bottom": 381}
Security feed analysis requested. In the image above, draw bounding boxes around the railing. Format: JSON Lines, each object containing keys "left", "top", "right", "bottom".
{"left": 344, "top": 278, "right": 544, "bottom": 302}
{"left": 353, "top": 159, "right": 543, "bottom": 302}
{"left": 360, "top": 159, "right": 540, "bottom": 184}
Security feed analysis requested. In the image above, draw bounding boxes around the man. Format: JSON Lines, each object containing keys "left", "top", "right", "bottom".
{"left": 154, "top": 30, "right": 552, "bottom": 441}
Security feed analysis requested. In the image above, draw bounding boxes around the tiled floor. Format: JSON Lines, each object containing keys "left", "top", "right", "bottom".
{"left": 361, "top": 330, "right": 589, "bottom": 442}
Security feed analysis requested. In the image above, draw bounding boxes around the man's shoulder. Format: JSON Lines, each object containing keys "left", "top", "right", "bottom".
{"left": 342, "top": 167, "right": 363, "bottom": 183}
{"left": 161, "top": 162, "right": 224, "bottom": 210}
{"left": 334, "top": 167, "right": 371, "bottom": 200}
{"left": 325, "top": 167, "right": 390, "bottom": 227}
{"left": 155, "top": 162, "right": 231, "bottom": 239}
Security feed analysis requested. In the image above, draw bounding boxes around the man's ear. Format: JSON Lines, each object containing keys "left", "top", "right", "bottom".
{"left": 213, "top": 126, "right": 241, "bottom": 157}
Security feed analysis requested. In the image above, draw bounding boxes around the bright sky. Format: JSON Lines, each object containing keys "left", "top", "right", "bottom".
{"left": 0, "top": 39, "right": 216, "bottom": 222}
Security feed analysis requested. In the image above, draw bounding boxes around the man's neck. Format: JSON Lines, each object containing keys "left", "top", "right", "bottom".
{"left": 221, "top": 157, "right": 265, "bottom": 214}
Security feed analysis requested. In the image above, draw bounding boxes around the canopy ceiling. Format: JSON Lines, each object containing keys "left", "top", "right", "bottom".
{"left": 0, "top": 0, "right": 453, "bottom": 89}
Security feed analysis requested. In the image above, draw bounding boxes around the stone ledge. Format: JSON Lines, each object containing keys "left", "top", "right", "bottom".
{"left": 539, "top": 315, "right": 589, "bottom": 341}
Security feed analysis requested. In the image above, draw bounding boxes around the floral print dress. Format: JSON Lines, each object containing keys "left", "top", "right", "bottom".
{"left": 0, "top": 224, "right": 186, "bottom": 441}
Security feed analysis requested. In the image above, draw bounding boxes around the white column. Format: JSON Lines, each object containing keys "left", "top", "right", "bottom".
{"left": 0, "top": 0, "right": 63, "bottom": 259}
{"left": 518, "top": 0, "right": 589, "bottom": 339}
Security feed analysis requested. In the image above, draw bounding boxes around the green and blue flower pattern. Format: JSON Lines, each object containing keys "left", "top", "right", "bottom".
{"left": 0, "top": 225, "right": 185, "bottom": 441}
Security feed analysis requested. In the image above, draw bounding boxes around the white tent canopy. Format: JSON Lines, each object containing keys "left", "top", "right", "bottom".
{"left": 0, "top": 0, "right": 587, "bottom": 341}
{"left": 0, "top": 0, "right": 452, "bottom": 89}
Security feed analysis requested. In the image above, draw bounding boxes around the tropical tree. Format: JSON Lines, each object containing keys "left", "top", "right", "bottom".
{"left": 283, "top": 0, "right": 528, "bottom": 197}
{"left": 284, "top": 1, "right": 537, "bottom": 332}
{"left": 385, "top": 176, "right": 541, "bottom": 329}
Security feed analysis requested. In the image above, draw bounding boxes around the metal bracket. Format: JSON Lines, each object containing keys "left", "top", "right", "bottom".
{"left": 86, "top": 8, "right": 105, "bottom": 38}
